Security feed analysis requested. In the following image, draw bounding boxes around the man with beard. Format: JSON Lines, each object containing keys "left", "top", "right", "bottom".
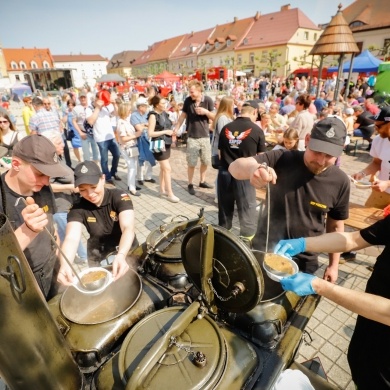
{"left": 229, "top": 116, "right": 349, "bottom": 283}
{"left": 0, "top": 135, "right": 73, "bottom": 299}
{"left": 352, "top": 106, "right": 390, "bottom": 209}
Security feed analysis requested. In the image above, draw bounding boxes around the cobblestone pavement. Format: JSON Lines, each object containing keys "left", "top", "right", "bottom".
{"left": 1, "top": 101, "right": 380, "bottom": 389}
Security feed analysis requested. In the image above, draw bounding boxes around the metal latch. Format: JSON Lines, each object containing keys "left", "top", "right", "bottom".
{"left": 0, "top": 255, "right": 26, "bottom": 294}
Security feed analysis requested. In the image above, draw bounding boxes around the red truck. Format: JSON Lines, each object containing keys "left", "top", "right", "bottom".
{"left": 192, "top": 66, "right": 230, "bottom": 81}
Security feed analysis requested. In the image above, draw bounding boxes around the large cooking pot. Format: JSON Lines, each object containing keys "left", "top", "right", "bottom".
{"left": 143, "top": 209, "right": 204, "bottom": 291}
{"left": 48, "top": 263, "right": 172, "bottom": 370}
{"left": 60, "top": 268, "right": 142, "bottom": 325}
{"left": 180, "top": 225, "right": 300, "bottom": 348}
{"left": 93, "top": 224, "right": 263, "bottom": 390}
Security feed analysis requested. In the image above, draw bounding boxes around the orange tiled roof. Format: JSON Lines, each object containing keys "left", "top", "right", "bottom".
{"left": 148, "top": 35, "right": 186, "bottom": 62}
{"left": 52, "top": 54, "right": 107, "bottom": 62}
{"left": 170, "top": 27, "right": 215, "bottom": 60}
{"left": 200, "top": 16, "right": 255, "bottom": 54}
{"left": 237, "top": 8, "right": 320, "bottom": 50}
{"left": 133, "top": 35, "right": 186, "bottom": 66}
{"left": 3, "top": 48, "right": 54, "bottom": 71}
{"left": 342, "top": 0, "right": 390, "bottom": 31}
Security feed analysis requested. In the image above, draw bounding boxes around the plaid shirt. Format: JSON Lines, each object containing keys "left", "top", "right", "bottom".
{"left": 29, "top": 108, "right": 61, "bottom": 134}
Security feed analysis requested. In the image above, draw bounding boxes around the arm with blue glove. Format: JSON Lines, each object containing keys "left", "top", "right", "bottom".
{"left": 280, "top": 273, "right": 317, "bottom": 296}
{"left": 281, "top": 272, "right": 390, "bottom": 327}
{"left": 273, "top": 238, "right": 306, "bottom": 258}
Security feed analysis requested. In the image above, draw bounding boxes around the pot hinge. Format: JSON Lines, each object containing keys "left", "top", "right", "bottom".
{"left": 0, "top": 255, "right": 26, "bottom": 294}
{"left": 169, "top": 336, "right": 207, "bottom": 368}
{"left": 207, "top": 279, "right": 246, "bottom": 302}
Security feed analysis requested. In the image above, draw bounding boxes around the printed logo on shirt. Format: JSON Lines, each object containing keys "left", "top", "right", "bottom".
{"left": 310, "top": 201, "right": 327, "bottom": 209}
{"left": 224, "top": 128, "right": 252, "bottom": 149}
{"left": 42, "top": 205, "right": 49, "bottom": 213}
{"left": 87, "top": 217, "right": 96, "bottom": 222}
{"left": 121, "top": 193, "right": 131, "bottom": 201}
{"left": 110, "top": 211, "right": 118, "bottom": 222}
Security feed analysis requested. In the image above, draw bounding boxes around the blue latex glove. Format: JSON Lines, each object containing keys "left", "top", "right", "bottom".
{"left": 280, "top": 273, "right": 317, "bottom": 296}
{"left": 274, "top": 238, "right": 306, "bottom": 258}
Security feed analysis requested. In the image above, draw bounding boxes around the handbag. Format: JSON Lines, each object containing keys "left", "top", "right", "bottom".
{"left": 211, "top": 155, "right": 220, "bottom": 169}
{"left": 125, "top": 145, "right": 139, "bottom": 158}
{"left": 149, "top": 138, "right": 166, "bottom": 153}
{"left": 65, "top": 128, "right": 75, "bottom": 141}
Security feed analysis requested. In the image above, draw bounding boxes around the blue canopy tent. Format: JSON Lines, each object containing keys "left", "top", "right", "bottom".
{"left": 327, "top": 49, "right": 382, "bottom": 73}
{"left": 11, "top": 83, "right": 32, "bottom": 99}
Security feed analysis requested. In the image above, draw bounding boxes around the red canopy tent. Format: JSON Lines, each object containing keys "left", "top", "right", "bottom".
{"left": 154, "top": 70, "right": 180, "bottom": 82}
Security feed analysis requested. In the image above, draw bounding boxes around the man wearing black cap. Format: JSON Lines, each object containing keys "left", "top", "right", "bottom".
{"left": 229, "top": 116, "right": 350, "bottom": 283}
{"left": 352, "top": 106, "right": 390, "bottom": 209}
{"left": 0, "top": 135, "right": 73, "bottom": 299}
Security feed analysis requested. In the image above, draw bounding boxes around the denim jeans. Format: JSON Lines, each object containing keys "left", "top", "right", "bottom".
{"left": 53, "top": 212, "right": 87, "bottom": 260}
{"left": 97, "top": 138, "right": 121, "bottom": 181}
{"left": 81, "top": 134, "right": 100, "bottom": 162}
{"left": 120, "top": 148, "right": 138, "bottom": 191}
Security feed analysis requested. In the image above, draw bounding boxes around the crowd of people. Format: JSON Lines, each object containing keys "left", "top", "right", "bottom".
{"left": 0, "top": 70, "right": 389, "bottom": 389}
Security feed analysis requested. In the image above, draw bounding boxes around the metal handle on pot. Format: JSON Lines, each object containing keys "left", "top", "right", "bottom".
{"left": 0, "top": 255, "right": 27, "bottom": 294}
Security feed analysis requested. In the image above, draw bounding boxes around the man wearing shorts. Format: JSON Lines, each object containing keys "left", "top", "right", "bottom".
{"left": 174, "top": 80, "right": 215, "bottom": 195}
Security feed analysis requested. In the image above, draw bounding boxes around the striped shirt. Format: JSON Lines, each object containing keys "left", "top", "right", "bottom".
{"left": 29, "top": 108, "right": 61, "bottom": 134}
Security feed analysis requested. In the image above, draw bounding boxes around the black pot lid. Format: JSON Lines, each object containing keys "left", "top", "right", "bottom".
{"left": 119, "top": 306, "right": 226, "bottom": 389}
{"left": 181, "top": 225, "right": 264, "bottom": 313}
{"left": 146, "top": 225, "right": 183, "bottom": 262}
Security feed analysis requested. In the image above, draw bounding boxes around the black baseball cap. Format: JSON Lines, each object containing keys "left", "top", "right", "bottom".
{"left": 369, "top": 106, "right": 390, "bottom": 122}
{"left": 74, "top": 161, "right": 102, "bottom": 187}
{"left": 308, "top": 116, "right": 347, "bottom": 157}
{"left": 12, "top": 135, "right": 73, "bottom": 177}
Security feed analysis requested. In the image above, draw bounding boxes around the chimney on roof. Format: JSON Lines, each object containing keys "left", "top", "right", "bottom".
{"left": 281, "top": 4, "right": 291, "bottom": 11}
{"left": 233, "top": 16, "right": 238, "bottom": 22}
{"left": 191, "top": 31, "right": 194, "bottom": 37}
{"left": 255, "top": 11, "right": 261, "bottom": 20}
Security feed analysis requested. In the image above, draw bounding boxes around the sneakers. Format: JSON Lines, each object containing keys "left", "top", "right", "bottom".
{"left": 166, "top": 195, "right": 180, "bottom": 203}
{"left": 106, "top": 179, "right": 115, "bottom": 186}
{"left": 199, "top": 182, "right": 214, "bottom": 189}
{"left": 113, "top": 175, "right": 122, "bottom": 181}
{"left": 144, "top": 178, "right": 156, "bottom": 183}
{"left": 188, "top": 184, "right": 195, "bottom": 195}
{"left": 339, "top": 251, "right": 356, "bottom": 264}
{"left": 136, "top": 186, "right": 141, "bottom": 190}
{"left": 130, "top": 191, "right": 141, "bottom": 197}
{"left": 137, "top": 180, "right": 144, "bottom": 185}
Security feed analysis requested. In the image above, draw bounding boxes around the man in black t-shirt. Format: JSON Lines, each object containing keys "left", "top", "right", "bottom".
{"left": 1, "top": 135, "right": 73, "bottom": 299}
{"left": 353, "top": 105, "right": 375, "bottom": 149}
{"left": 174, "top": 80, "right": 215, "bottom": 195}
{"left": 218, "top": 105, "right": 266, "bottom": 239}
{"left": 229, "top": 116, "right": 350, "bottom": 283}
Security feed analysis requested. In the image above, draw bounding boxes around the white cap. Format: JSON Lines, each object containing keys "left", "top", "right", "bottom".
{"left": 136, "top": 97, "right": 148, "bottom": 106}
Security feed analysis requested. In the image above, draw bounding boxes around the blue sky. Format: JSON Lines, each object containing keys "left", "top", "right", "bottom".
{"left": 3, "top": 0, "right": 355, "bottom": 59}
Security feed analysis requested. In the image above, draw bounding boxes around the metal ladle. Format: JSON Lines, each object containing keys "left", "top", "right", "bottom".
{"left": 15, "top": 197, "right": 97, "bottom": 291}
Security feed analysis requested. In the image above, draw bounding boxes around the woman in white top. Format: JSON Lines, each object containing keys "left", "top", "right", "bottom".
{"left": 117, "top": 103, "right": 142, "bottom": 196}
{"left": 289, "top": 94, "right": 314, "bottom": 151}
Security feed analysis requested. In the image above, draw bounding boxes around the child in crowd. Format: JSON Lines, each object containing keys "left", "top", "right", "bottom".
{"left": 273, "top": 128, "right": 299, "bottom": 151}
